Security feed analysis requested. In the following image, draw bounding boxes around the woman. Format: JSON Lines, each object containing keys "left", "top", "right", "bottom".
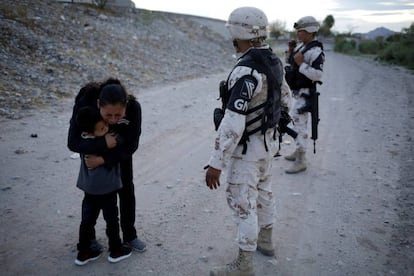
{"left": 68, "top": 78, "right": 146, "bottom": 253}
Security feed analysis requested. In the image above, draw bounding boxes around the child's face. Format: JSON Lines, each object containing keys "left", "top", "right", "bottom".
{"left": 93, "top": 120, "right": 109, "bottom": 137}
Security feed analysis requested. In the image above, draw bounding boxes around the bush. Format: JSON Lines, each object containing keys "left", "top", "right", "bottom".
{"left": 377, "top": 24, "right": 414, "bottom": 70}
{"left": 378, "top": 42, "right": 414, "bottom": 70}
{"left": 334, "top": 36, "right": 358, "bottom": 54}
{"left": 359, "top": 40, "right": 380, "bottom": 54}
{"left": 334, "top": 23, "right": 414, "bottom": 70}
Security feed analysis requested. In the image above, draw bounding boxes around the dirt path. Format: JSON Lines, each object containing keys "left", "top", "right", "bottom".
{"left": 0, "top": 52, "right": 413, "bottom": 275}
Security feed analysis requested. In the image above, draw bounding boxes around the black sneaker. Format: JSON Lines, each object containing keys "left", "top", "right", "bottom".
{"left": 75, "top": 248, "right": 102, "bottom": 266}
{"left": 108, "top": 246, "right": 132, "bottom": 263}
{"left": 124, "top": 238, "right": 147, "bottom": 252}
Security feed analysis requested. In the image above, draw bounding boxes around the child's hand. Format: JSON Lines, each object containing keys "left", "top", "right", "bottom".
{"left": 105, "top": 133, "right": 118, "bottom": 149}
{"left": 84, "top": 155, "right": 104, "bottom": 169}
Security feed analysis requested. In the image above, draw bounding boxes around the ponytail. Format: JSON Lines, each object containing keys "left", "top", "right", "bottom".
{"left": 98, "top": 78, "right": 128, "bottom": 107}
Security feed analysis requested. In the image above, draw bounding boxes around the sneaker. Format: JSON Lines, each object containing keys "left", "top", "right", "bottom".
{"left": 108, "top": 246, "right": 132, "bottom": 263}
{"left": 75, "top": 248, "right": 102, "bottom": 266}
{"left": 125, "top": 238, "right": 147, "bottom": 252}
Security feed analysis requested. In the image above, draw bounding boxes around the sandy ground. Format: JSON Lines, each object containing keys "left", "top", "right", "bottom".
{"left": 1, "top": 51, "right": 413, "bottom": 275}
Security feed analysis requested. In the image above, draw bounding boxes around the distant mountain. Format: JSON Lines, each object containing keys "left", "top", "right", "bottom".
{"left": 362, "top": 27, "right": 397, "bottom": 40}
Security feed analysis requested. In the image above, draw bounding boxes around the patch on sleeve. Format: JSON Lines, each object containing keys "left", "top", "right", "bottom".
{"left": 239, "top": 79, "right": 255, "bottom": 100}
{"left": 227, "top": 77, "right": 257, "bottom": 115}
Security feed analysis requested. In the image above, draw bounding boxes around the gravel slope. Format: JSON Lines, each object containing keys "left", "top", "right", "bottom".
{"left": 0, "top": 0, "right": 234, "bottom": 118}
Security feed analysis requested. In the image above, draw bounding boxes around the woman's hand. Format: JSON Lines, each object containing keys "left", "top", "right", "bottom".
{"left": 105, "top": 132, "right": 118, "bottom": 149}
{"left": 84, "top": 155, "right": 104, "bottom": 169}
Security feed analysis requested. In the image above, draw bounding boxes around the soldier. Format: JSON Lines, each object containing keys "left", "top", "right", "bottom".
{"left": 205, "top": 6, "right": 291, "bottom": 275}
{"left": 284, "top": 16, "right": 325, "bottom": 174}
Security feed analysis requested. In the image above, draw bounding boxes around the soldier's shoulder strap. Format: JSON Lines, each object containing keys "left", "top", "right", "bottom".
{"left": 301, "top": 40, "right": 324, "bottom": 54}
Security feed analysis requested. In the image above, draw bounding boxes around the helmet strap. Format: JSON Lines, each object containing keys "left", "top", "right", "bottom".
{"left": 249, "top": 37, "right": 265, "bottom": 47}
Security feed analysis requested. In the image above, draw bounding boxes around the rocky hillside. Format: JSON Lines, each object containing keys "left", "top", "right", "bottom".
{"left": 0, "top": 0, "right": 235, "bottom": 119}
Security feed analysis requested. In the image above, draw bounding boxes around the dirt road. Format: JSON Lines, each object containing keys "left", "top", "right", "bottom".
{"left": 1, "top": 51, "right": 413, "bottom": 275}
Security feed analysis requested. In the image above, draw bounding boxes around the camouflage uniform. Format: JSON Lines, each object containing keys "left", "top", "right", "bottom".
{"left": 290, "top": 41, "right": 324, "bottom": 153}
{"left": 208, "top": 45, "right": 291, "bottom": 251}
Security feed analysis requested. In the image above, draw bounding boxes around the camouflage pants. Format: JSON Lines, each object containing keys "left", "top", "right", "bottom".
{"left": 291, "top": 95, "right": 309, "bottom": 152}
{"left": 226, "top": 157, "right": 275, "bottom": 251}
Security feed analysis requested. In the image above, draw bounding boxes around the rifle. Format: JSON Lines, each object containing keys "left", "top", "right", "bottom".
{"left": 310, "top": 85, "right": 320, "bottom": 153}
{"left": 277, "top": 110, "right": 298, "bottom": 153}
{"left": 297, "top": 82, "right": 321, "bottom": 153}
{"left": 278, "top": 110, "right": 297, "bottom": 139}
{"left": 213, "top": 80, "right": 229, "bottom": 131}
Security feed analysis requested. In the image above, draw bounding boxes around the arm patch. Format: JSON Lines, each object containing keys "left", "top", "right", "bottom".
{"left": 227, "top": 75, "right": 257, "bottom": 115}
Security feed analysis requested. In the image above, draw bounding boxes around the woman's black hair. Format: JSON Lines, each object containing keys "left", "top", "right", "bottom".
{"left": 76, "top": 106, "right": 103, "bottom": 133}
{"left": 98, "top": 78, "right": 129, "bottom": 107}
{"left": 75, "top": 81, "right": 100, "bottom": 104}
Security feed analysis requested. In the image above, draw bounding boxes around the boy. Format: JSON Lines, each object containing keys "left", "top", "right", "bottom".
{"left": 74, "top": 106, "right": 131, "bottom": 265}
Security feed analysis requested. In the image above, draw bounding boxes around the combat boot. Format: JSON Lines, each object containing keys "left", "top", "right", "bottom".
{"left": 285, "top": 150, "right": 306, "bottom": 174}
{"left": 257, "top": 228, "right": 275, "bottom": 256}
{"left": 210, "top": 249, "right": 254, "bottom": 276}
{"left": 284, "top": 149, "right": 298, "bottom": 161}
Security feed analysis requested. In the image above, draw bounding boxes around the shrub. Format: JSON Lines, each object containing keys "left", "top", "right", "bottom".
{"left": 93, "top": 0, "right": 107, "bottom": 9}
{"left": 334, "top": 36, "right": 358, "bottom": 54}
{"left": 359, "top": 40, "right": 380, "bottom": 54}
{"left": 378, "top": 42, "right": 414, "bottom": 70}
{"left": 377, "top": 24, "right": 414, "bottom": 70}
{"left": 334, "top": 23, "right": 414, "bottom": 70}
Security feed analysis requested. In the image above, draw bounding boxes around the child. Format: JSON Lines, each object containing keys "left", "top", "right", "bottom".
{"left": 74, "top": 106, "right": 131, "bottom": 265}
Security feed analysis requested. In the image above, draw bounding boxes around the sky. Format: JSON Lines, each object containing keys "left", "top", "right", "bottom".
{"left": 131, "top": 0, "right": 414, "bottom": 33}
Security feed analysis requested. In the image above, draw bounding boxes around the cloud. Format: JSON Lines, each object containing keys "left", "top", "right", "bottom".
{"left": 331, "top": 0, "right": 414, "bottom": 11}
{"left": 131, "top": 0, "right": 413, "bottom": 33}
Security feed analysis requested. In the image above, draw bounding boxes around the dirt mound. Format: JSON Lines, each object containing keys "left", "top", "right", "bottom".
{"left": 0, "top": 0, "right": 234, "bottom": 118}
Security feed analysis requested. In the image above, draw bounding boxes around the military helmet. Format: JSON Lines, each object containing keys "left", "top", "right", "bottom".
{"left": 226, "top": 7, "right": 268, "bottom": 40}
{"left": 294, "top": 16, "right": 320, "bottom": 33}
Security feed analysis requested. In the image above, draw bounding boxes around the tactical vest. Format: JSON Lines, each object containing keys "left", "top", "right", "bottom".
{"left": 285, "top": 40, "right": 324, "bottom": 90}
{"left": 229, "top": 48, "right": 284, "bottom": 153}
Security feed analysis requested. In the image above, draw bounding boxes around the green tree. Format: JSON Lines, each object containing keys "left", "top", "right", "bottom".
{"left": 319, "top": 15, "right": 335, "bottom": 36}
{"left": 268, "top": 20, "right": 287, "bottom": 39}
